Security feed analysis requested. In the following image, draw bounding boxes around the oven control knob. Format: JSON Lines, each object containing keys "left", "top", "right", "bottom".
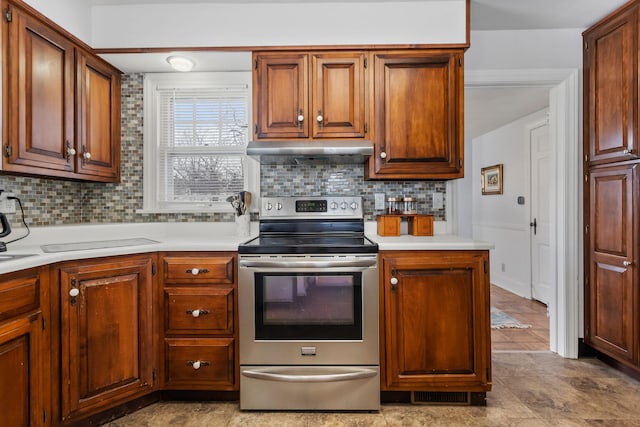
{"left": 350, "top": 202, "right": 358, "bottom": 210}
{"left": 340, "top": 202, "right": 348, "bottom": 210}
{"left": 276, "top": 202, "right": 283, "bottom": 210}
{"left": 266, "top": 202, "right": 273, "bottom": 211}
{"left": 330, "top": 202, "right": 338, "bottom": 210}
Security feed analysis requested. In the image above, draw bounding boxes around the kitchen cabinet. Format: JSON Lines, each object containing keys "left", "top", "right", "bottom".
{"left": 367, "top": 49, "right": 464, "bottom": 180}
{"left": 379, "top": 250, "right": 491, "bottom": 399}
{"left": 159, "top": 252, "right": 238, "bottom": 390}
{"left": 0, "top": 267, "right": 49, "bottom": 427}
{"left": 1, "top": 0, "right": 121, "bottom": 182}
{"left": 585, "top": 163, "right": 638, "bottom": 365}
{"left": 56, "top": 255, "right": 155, "bottom": 423}
{"left": 253, "top": 51, "right": 369, "bottom": 140}
{"left": 583, "top": 1, "right": 640, "bottom": 377}
{"left": 584, "top": 3, "right": 639, "bottom": 166}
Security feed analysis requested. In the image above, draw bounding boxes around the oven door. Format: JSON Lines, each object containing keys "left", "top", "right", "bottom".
{"left": 238, "top": 254, "right": 378, "bottom": 366}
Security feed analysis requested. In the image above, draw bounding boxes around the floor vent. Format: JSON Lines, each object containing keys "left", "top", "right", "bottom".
{"left": 411, "top": 391, "right": 471, "bottom": 406}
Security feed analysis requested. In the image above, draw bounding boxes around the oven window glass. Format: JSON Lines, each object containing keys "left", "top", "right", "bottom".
{"left": 255, "top": 272, "right": 362, "bottom": 340}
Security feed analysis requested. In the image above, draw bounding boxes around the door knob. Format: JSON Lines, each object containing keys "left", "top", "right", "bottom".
{"left": 530, "top": 218, "right": 537, "bottom": 235}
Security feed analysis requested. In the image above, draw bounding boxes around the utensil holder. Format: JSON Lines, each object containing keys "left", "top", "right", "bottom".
{"left": 235, "top": 214, "right": 250, "bottom": 237}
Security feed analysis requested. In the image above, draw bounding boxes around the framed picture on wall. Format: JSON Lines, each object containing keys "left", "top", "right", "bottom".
{"left": 481, "top": 164, "right": 503, "bottom": 195}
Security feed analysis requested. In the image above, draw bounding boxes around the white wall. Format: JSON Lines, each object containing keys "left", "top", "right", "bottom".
{"left": 22, "top": 0, "right": 91, "bottom": 43}
{"left": 472, "top": 108, "right": 548, "bottom": 298}
{"left": 89, "top": 1, "right": 466, "bottom": 48}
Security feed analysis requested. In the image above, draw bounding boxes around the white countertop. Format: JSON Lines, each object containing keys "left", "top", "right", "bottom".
{"left": 0, "top": 221, "right": 493, "bottom": 274}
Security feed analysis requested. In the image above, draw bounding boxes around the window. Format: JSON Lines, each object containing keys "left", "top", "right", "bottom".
{"left": 142, "top": 72, "right": 258, "bottom": 212}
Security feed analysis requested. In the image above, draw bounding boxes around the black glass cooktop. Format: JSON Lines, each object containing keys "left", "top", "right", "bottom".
{"left": 238, "top": 234, "right": 378, "bottom": 254}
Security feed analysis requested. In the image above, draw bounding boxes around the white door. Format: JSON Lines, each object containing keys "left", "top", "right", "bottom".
{"left": 530, "top": 122, "right": 553, "bottom": 305}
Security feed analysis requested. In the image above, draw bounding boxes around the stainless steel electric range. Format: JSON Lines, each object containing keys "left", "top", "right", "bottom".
{"left": 238, "top": 196, "right": 379, "bottom": 411}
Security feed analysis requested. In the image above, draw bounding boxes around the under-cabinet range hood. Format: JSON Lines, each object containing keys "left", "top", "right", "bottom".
{"left": 246, "top": 140, "right": 373, "bottom": 164}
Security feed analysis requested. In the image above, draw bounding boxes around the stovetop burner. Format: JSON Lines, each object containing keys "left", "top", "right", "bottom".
{"left": 238, "top": 196, "right": 378, "bottom": 255}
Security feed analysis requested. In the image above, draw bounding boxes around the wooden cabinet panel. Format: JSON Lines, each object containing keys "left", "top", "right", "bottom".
{"left": 0, "top": 271, "right": 39, "bottom": 321}
{"left": 584, "top": 5, "right": 639, "bottom": 165}
{"left": 4, "top": 4, "right": 75, "bottom": 175}
{"left": 311, "top": 52, "right": 367, "bottom": 138}
{"left": 164, "top": 287, "right": 234, "bottom": 335}
{"left": 368, "top": 50, "right": 463, "bottom": 180}
{"left": 75, "top": 50, "right": 121, "bottom": 181}
{"left": 380, "top": 251, "right": 490, "bottom": 392}
{"left": 164, "top": 338, "right": 235, "bottom": 389}
{"left": 586, "top": 163, "right": 638, "bottom": 363}
{"left": 163, "top": 254, "right": 235, "bottom": 284}
{"left": 254, "top": 53, "right": 309, "bottom": 139}
{"left": 59, "top": 255, "right": 154, "bottom": 422}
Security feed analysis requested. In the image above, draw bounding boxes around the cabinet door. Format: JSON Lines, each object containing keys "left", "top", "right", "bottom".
{"left": 76, "top": 50, "right": 121, "bottom": 181}
{"left": 4, "top": 5, "right": 75, "bottom": 176}
{"left": 586, "top": 163, "right": 638, "bottom": 364}
{"left": 59, "top": 256, "right": 154, "bottom": 421}
{"left": 311, "top": 52, "right": 367, "bottom": 138}
{"left": 253, "top": 53, "right": 308, "bottom": 139}
{"left": 584, "top": 6, "right": 639, "bottom": 165}
{"left": 380, "top": 251, "right": 490, "bottom": 391}
{"left": 0, "top": 314, "right": 44, "bottom": 427}
{"left": 368, "top": 50, "right": 463, "bottom": 180}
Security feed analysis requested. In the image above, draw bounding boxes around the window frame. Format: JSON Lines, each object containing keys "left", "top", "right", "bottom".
{"left": 141, "top": 72, "right": 258, "bottom": 213}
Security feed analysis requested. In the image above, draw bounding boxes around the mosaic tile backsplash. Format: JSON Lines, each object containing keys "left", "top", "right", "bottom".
{"left": 0, "top": 73, "right": 446, "bottom": 228}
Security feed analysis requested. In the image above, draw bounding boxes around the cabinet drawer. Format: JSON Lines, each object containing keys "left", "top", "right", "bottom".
{"left": 164, "top": 287, "right": 234, "bottom": 335}
{"left": 164, "top": 338, "right": 235, "bottom": 389}
{"left": 0, "top": 273, "right": 39, "bottom": 322}
{"left": 163, "top": 255, "right": 235, "bottom": 284}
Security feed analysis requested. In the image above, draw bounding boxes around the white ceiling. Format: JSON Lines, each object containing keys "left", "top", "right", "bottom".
{"left": 92, "top": 0, "right": 630, "bottom": 139}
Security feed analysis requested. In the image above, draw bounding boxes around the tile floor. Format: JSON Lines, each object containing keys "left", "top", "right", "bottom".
{"left": 108, "top": 287, "right": 640, "bottom": 426}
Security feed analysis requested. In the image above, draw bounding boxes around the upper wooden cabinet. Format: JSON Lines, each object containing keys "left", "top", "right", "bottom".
{"left": 1, "top": 0, "right": 121, "bottom": 182}
{"left": 367, "top": 50, "right": 464, "bottom": 180}
{"left": 253, "top": 51, "right": 369, "bottom": 140}
{"left": 584, "top": 4, "right": 640, "bottom": 166}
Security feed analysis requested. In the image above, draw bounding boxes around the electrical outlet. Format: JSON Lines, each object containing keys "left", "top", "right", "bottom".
{"left": 0, "top": 199, "right": 15, "bottom": 214}
{"left": 432, "top": 192, "right": 444, "bottom": 210}
{"left": 374, "top": 193, "right": 386, "bottom": 210}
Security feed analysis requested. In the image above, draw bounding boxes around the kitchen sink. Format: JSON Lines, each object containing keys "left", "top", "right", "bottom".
{"left": 40, "top": 238, "right": 160, "bottom": 253}
{"left": 0, "top": 254, "right": 37, "bottom": 262}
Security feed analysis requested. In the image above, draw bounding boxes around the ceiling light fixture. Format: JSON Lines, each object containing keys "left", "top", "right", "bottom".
{"left": 166, "top": 55, "right": 195, "bottom": 72}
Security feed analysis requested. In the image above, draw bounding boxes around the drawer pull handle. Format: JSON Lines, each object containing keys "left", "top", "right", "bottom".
{"left": 623, "top": 261, "right": 633, "bottom": 267}
{"left": 186, "top": 309, "right": 210, "bottom": 317}
{"left": 187, "top": 360, "right": 210, "bottom": 370}
{"left": 187, "top": 268, "right": 209, "bottom": 275}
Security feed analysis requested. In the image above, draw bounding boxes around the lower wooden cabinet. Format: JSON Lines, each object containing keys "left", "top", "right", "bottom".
{"left": 56, "top": 254, "right": 155, "bottom": 423}
{"left": 159, "top": 252, "right": 238, "bottom": 391}
{"left": 379, "top": 250, "right": 491, "bottom": 393}
{"left": 0, "top": 267, "right": 49, "bottom": 427}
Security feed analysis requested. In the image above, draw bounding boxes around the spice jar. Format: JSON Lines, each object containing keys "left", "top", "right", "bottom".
{"left": 386, "top": 197, "right": 402, "bottom": 214}
{"left": 402, "top": 196, "right": 417, "bottom": 214}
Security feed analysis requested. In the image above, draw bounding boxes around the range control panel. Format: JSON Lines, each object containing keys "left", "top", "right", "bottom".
{"left": 260, "top": 197, "right": 363, "bottom": 219}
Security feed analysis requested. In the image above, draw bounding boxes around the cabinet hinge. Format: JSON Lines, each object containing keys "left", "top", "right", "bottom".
{"left": 585, "top": 224, "right": 589, "bottom": 234}
{"left": 4, "top": 144, "right": 11, "bottom": 157}
{"left": 484, "top": 261, "right": 487, "bottom": 274}
{"left": 42, "top": 317, "right": 46, "bottom": 330}
{"left": 364, "top": 123, "right": 368, "bottom": 134}
{"left": 4, "top": 7, "right": 11, "bottom": 23}
{"left": 584, "top": 41, "right": 588, "bottom": 50}
{"left": 459, "top": 159, "right": 463, "bottom": 168}
{"left": 152, "top": 368, "right": 157, "bottom": 381}
{"left": 152, "top": 262, "right": 156, "bottom": 275}
{"left": 584, "top": 154, "right": 589, "bottom": 163}
{"left": 254, "top": 59, "right": 258, "bottom": 69}
{"left": 458, "top": 57, "right": 462, "bottom": 66}
{"left": 486, "top": 368, "right": 490, "bottom": 379}
{"left": 364, "top": 57, "right": 368, "bottom": 69}
{"left": 254, "top": 124, "right": 258, "bottom": 134}
{"left": 43, "top": 410, "right": 46, "bottom": 423}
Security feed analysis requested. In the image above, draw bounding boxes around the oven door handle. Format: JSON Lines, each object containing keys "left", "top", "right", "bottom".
{"left": 239, "top": 259, "right": 376, "bottom": 269}
{"left": 241, "top": 368, "right": 377, "bottom": 383}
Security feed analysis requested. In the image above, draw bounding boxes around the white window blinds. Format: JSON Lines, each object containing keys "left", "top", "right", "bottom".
{"left": 143, "top": 73, "right": 253, "bottom": 212}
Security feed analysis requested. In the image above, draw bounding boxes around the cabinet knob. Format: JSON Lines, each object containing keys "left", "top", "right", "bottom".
{"left": 69, "top": 288, "right": 80, "bottom": 297}
{"left": 316, "top": 115, "right": 323, "bottom": 123}
{"left": 187, "top": 309, "right": 210, "bottom": 317}
{"left": 297, "top": 114, "right": 305, "bottom": 122}
{"left": 83, "top": 151, "right": 91, "bottom": 160}
{"left": 623, "top": 260, "right": 633, "bottom": 267}
{"left": 187, "top": 360, "right": 210, "bottom": 370}
{"left": 67, "top": 147, "right": 76, "bottom": 156}
{"left": 623, "top": 148, "right": 631, "bottom": 155}
{"left": 380, "top": 152, "right": 387, "bottom": 159}
{"left": 186, "top": 268, "right": 210, "bottom": 275}
{"left": 390, "top": 277, "right": 398, "bottom": 285}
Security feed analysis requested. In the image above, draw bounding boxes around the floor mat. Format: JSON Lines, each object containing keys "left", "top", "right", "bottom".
{"left": 491, "top": 306, "right": 531, "bottom": 329}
